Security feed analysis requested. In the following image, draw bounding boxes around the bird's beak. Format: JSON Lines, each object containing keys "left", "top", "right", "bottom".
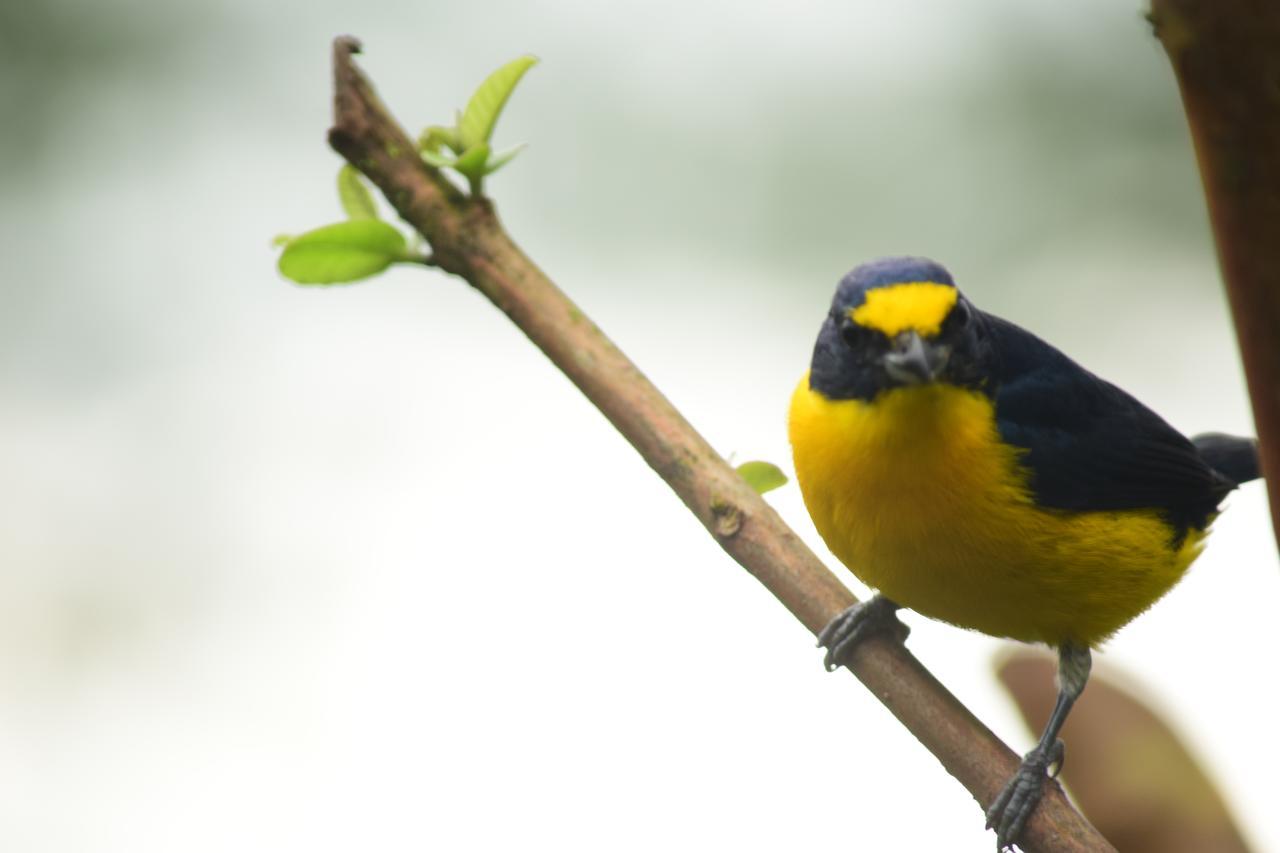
{"left": 883, "top": 330, "right": 950, "bottom": 385}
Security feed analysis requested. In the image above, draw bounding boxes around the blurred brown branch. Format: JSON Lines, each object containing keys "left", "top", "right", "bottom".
{"left": 1150, "top": 0, "right": 1280, "bottom": 546}
{"left": 324, "top": 35, "right": 1110, "bottom": 853}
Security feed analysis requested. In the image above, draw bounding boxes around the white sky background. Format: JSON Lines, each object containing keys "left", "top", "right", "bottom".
{"left": 2, "top": 0, "right": 1278, "bottom": 850}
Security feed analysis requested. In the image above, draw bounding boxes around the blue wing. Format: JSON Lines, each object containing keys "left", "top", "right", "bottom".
{"left": 984, "top": 313, "right": 1231, "bottom": 535}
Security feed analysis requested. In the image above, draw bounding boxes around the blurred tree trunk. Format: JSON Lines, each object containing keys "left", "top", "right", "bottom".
{"left": 1150, "top": 1, "right": 1280, "bottom": 548}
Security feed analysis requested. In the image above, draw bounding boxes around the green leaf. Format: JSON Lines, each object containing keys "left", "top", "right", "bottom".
{"left": 420, "top": 148, "right": 458, "bottom": 169}
{"left": 337, "top": 165, "right": 378, "bottom": 220}
{"left": 737, "top": 460, "right": 788, "bottom": 495}
{"left": 452, "top": 142, "right": 492, "bottom": 181}
{"left": 458, "top": 55, "right": 538, "bottom": 150}
{"left": 483, "top": 143, "right": 527, "bottom": 176}
{"left": 277, "top": 220, "right": 408, "bottom": 285}
{"left": 271, "top": 233, "right": 293, "bottom": 247}
{"left": 419, "top": 125, "right": 461, "bottom": 155}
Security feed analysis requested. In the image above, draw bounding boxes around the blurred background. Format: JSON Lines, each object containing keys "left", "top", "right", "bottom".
{"left": 3, "top": 0, "right": 1276, "bottom": 849}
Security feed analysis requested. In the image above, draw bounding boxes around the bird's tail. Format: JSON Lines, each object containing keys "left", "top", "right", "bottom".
{"left": 1192, "top": 433, "right": 1262, "bottom": 486}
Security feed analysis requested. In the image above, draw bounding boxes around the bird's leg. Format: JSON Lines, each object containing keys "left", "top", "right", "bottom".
{"left": 985, "top": 642, "right": 1092, "bottom": 852}
{"left": 816, "top": 594, "right": 909, "bottom": 671}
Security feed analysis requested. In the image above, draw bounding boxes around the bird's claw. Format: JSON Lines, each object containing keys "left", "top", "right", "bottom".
{"left": 985, "top": 740, "right": 1065, "bottom": 852}
{"left": 816, "top": 595, "right": 908, "bottom": 671}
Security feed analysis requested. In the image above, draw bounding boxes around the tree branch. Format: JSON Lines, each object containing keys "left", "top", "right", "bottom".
{"left": 325, "top": 35, "right": 1112, "bottom": 853}
{"left": 1149, "top": 0, "right": 1280, "bottom": 546}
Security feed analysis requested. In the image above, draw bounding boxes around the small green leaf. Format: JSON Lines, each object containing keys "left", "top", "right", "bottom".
{"left": 420, "top": 148, "right": 458, "bottom": 169}
{"left": 337, "top": 165, "right": 378, "bottom": 220}
{"left": 271, "top": 233, "right": 293, "bottom": 247}
{"left": 458, "top": 55, "right": 538, "bottom": 150}
{"left": 737, "top": 460, "right": 788, "bottom": 495}
{"left": 419, "top": 125, "right": 462, "bottom": 155}
{"left": 483, "top": 143, "right": 527, "bottom": 176}
{"left": 278, "top": 220, "right": 407, "bottom": 285}
{"left": 452, "top": 142, "right": 492, "bottom": 181}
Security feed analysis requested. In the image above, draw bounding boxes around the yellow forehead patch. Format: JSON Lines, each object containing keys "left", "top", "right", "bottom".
{"left": 849, "top": 282, "right": 958, "bottom": 337}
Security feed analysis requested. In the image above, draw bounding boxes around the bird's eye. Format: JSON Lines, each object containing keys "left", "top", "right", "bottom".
{"left": 840, "top": 321, "right": 861, "bottom": 348}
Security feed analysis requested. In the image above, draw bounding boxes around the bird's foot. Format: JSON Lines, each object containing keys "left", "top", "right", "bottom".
{"left": 816, "top": 595, "right": 908, "bottom": 671}
{"left": 984, "top": 738, "right": 1065, "bottom": 852}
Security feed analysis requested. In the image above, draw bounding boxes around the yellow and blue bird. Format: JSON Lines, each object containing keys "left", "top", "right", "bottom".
{"left": 787, "top": 257, "right": 1260, "bottom": 851}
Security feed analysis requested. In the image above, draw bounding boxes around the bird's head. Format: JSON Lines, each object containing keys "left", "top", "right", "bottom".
{"left": 809, "top": 257, "right": 992, "bottom": 401}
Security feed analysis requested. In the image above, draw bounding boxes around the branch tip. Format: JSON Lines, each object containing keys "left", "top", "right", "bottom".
{"left": 334, "top": 35, "right": 363, "bottom": 59}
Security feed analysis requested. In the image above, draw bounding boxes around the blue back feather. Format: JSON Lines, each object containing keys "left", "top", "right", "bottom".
{"left": 984, "top": 312, "right": 1233, "bottom": 535}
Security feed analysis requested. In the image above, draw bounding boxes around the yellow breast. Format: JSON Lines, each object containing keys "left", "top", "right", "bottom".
{"left": 787, "top": 375, "right": 1204, "bottom": 646}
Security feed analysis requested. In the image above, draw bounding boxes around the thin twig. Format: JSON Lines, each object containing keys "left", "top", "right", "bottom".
{"left": 1149, "top": 0, "right": 1280, "bottom": 546}
{"left": 324, "top": 35, "right": 1113, "bottom": 853}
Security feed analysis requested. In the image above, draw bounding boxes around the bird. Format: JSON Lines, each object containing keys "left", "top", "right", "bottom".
{"left": 787, "top": 257, "right": 1260, "bottom": 852}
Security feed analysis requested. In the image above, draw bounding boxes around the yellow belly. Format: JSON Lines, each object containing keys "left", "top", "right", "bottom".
{"left": 787, "top": 376, "right": 1204, "bottom": 646}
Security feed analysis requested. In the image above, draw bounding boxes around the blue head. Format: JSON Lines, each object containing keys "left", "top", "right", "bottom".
{"left": 809, "top": 257, "right": 992, "bottom": 400}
